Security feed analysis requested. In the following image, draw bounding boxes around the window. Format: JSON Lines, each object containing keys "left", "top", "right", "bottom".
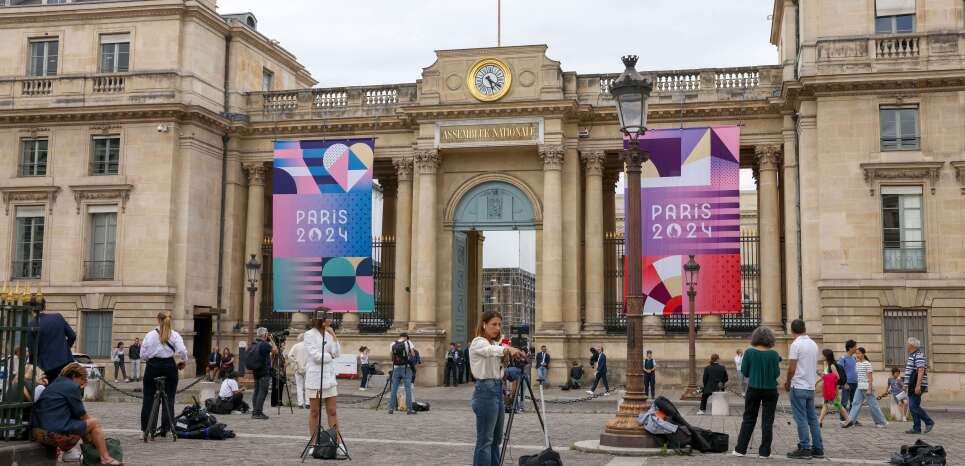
{"left": 19, "top": 138, "right": 48, "bottom": 176}
{"left": 880, "top": 106, "right": 919, "bottom": 151}
{"left": 882, "top": 186, "right": 924, "bottom": 272}
{"left": 99, "top": 33, "right": 129, "bottom": 73}
{"left": 884, "top": 309, "right": 928, "bottom": 366}
{"left": 28, "top": 39, "right": 58, "bottom": 77}
{"left": 262, "top": 68, "right": 274, "bottom": 92}
{"left": 86, "top": 210, "right": 116, "bottom": 280}
{"left": 82, "top": 310, "right": 113, "bottom": 358}
{"left": 91, "top": 136, "right": 119, "bottom": 175}
{"left": 13, "top": 206, "right": 44, "bottom": 279}
{"left": 875, "top": 14, "right": 915, "bottom": 33}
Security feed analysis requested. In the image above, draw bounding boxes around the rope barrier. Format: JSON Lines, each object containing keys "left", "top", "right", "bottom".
{"left": 97, "top": 375, "right": 207, "bottom": 400}
{"left": 525, "top": 384, "right": 627, "bottom": 405}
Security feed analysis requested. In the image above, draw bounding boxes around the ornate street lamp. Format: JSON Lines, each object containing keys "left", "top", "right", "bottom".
{"left": 600, "top": 55, "right": 656, "bottom": 449}
{"left": 681, "top": 254, "right": 702, "bottom": 400}
{"left": 245, "top": 254, "right": 262, "bottom": 348}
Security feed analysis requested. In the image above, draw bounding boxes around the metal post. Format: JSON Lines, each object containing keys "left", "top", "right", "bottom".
{"left": 247, "top": 283, "right": 257, "bottom": 348}
{"left": 681, "top": 283, "right": 700, "bottom": 400}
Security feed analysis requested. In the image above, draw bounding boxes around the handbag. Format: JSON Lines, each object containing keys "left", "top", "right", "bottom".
{"left": 312, "top": 427, "right": 339, "bottom": 460}
{"left": 81, "top": 438, "right": 122, "bottom": 465}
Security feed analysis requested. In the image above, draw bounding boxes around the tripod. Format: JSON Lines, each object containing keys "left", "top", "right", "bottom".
{"left": 143, "top": 376, "right": 177, "bottom": 443}
{"left": 300, "top": 308, "right": 350, "bottom": 462}
{"left": 272, "top": 355, "right": 295, "bottom": 415}
{"left": 498, "top": 374, "right": 548, "bottom": 466}
{"left": 374, "top": 370, "right": 393, "bottom": 411}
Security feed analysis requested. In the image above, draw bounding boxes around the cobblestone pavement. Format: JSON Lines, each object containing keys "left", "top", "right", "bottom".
{"left": 85, "top": 381, "right": 962, "bottom": 466}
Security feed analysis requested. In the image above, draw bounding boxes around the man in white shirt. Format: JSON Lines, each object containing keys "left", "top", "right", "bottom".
{"left": 784, "top": 319, "right": 823, "bottom": 460}
{"left": 286, "top": 334, "right": 309, "bottom": 408}
{"left": 218, "top": 371, "right": 249, "bottom": 414}
{"left": 734, "top": 349, "right": 745, "bottom": 395}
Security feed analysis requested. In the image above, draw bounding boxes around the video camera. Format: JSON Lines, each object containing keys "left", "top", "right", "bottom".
{"left": 270, "top": 330, "right": 290, "bottom": 344}
{"left": 509, "top": 325, "right": 530, "bottom": 351}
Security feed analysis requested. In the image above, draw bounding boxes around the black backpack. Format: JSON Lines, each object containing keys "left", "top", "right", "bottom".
{"left": 391, "top": 340, "right": 410, "bottom": 366}
{"left": 312, "top": 427, "right": 340, "bottom": 460}
{"left": 890, "top": 440, "right": 947, "bottom": 466}
{"left": 835, "top": 362, "right": 847, "bottom": 387}
{"left": 245, "top": 344, "right": 265, "bottom": 372}
{"left": 519, "top": 448, "right": 562, "bottom": 466}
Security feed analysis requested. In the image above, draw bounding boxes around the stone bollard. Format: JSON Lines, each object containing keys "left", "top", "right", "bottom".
{"left": 198, "top": 381, "right": 218, "bottom": 403}
{"left": 83, "top": 379, "right": 104, "bottom": 402}
{"left": 710, "top": 391, "right": 729, "bottom": 416}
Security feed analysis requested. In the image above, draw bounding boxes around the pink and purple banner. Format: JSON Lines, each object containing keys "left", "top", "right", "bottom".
{"left": 626, "top": 126, "right": 741, "bottom": 315}
{"left": 272, "top": 139, "right": 374, "bottom": 313}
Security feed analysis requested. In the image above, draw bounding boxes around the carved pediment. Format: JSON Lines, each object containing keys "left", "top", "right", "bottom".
{"left": 0, "top": 186, "right": 60, "bottom": 215}
{"left": 860, "top": 162, "right": 944, "bottom": 195}
{"left": 68, "top": 184, "right": 134, "bottom": 213}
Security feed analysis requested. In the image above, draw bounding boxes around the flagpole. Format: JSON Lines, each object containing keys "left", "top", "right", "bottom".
{"left": 497, "top": 0, "right": 501, "bottom": 47}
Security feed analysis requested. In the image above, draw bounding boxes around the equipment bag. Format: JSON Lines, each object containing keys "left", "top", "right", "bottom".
{"left": 176, "top": 423, "right": 236, "bottom": 440}
{"left": 656, "top": 424, "right": 692, "bottom": 450}
{"left": 413, "top": 401, "right": 430, "bottom": 412}
{"left": 245, "top": 344, "right": 265, "bottom": 372}
{"left": 687, "top": 426, "right": 716, "bottom": 454}
{"left": 81, "top": 438, "right": 123, "bottom": 465}
{"left": 653, "top": 396, "right": 688, "bottom": 428}
{"left": 204, "top": 397, "right": 234, "bottom": 415}
{"left": 519, "top": 448, "right": 563, "bottom": 466}
{"left": 312, "top": 427, "right": 339, "bottom": 460}
{"left": 391, "top": 340, "right": 410, "bottom": 366}
{"left": 890, "top": 440, "right": 947, "bottom": 466}
{"left": 175, "top": 404, "right": 217, "bottom": 433}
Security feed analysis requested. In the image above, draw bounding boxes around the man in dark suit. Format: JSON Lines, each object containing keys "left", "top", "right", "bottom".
{"left": 587, "top": 346, "right": 609, "bottom": 395}
{"left": 26, "top": 308, "right": 77, "bottom": 383}
{"left": 698, "top": 353, "right": 729, "bottom": 414}
{"left": 535, "top": 346, "right": 551, "bottom": 387}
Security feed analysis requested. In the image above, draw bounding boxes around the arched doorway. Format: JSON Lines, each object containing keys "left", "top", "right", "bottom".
{"left": 449, "top": 178, "right": 539, "bottom": 345}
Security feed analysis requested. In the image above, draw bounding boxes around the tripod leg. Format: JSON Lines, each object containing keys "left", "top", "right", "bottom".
{"left": 300, "top": 428, "right": 319, "bottom": 462}
{"left": 286, "top": 379, "right": 295, "bottom": 414}
{"left": 498, "top": 381, "right": 521, "bottom": 466}
{"left": 146, "top": 392, "right": 160, "bottom": 441}
{"left": 162, "top": 392, "right": 178, "bottom": 442}
{"left": 376, "top": 376, "right": 390, "bottom": 410}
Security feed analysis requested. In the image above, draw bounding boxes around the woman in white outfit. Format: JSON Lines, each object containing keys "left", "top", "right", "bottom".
{"left": 304, "top": 314, "right": 340, "bottom": 438}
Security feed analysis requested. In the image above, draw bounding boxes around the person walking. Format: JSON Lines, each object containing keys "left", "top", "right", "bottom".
{"left": 698, "top": 354, "right": 728, "bottom": 415}
{"left": 410, "top": 346, "right": 422, "bottom": 382}
{"left": 838, "top": 340, "right": 858, "bottom": 414}
{"left": 26, "top": 305, "right": 76, "bottom": 384}
{"left": 287, "top": 334, "right": 308, "bottom": 407}
{"left": 248, "top": 328, "right": 277, "bottom": 420}
{"left": 139, "top": 312, "right": 188, "bottom": 437}
{"left": 470, "top": 310, "right": 525, "bottom": 466}
{"left": 734, "top": 348, "right": 745, "bottom": 396}
{"left": 387, "top": 333, "right": 416, "bottom": 415}
{"left": 111, "top": 342, "right": 128, "bottom": 383}
{"left": 444, "top": 343, "right": 459, "bottom": 387}
{"left": 586, "top": 346, "right": 609, "bottom": 395}
{"left": 643, "top": 350, "right": 656, "bottom": 398}
{"left": 819, "top": 349, "right": 851, "bottom": 428}
{"left": 304, "top": 314, "right": 341, "bottom": 440}
{"left": 903, "top": 337, "right": 934, "bottom": 434}
{"left": 733, "top": 326, "right": 781, "bottom": 459}
{"left": 842, "top": 347, "right": 887, "bottom": 429}
{"left": 357, "top": 346, "right": 372, "bottom": 391}
{"left": 535, "top": 345, "right": 550, "bottom": 387}
{"left": 128, "top": 338, "right": 141, "bottom": 382}
{"left": 881, "top": 367, "right": 908, "bottom": 422}
{"left": 785, "top": 319, "right": 824, "bottom": 460}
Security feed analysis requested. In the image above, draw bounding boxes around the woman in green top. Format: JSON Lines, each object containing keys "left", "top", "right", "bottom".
{"left": 733, "top": 326, "right": 782, "bottom": 459}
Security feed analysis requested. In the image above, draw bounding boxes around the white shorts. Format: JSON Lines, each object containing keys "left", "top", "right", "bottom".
{"left": 307, "top": 386, "right": 338, "bottom": 400}
{"left": 895, "top": 391, "right": 908, "bottom": 402}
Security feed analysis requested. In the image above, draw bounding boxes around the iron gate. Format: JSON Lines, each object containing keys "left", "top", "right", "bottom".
{"left": 0, "top": 296, "right": 42, "bottom": 439}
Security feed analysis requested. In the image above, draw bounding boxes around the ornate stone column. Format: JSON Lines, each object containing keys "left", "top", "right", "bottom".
{"left": 408, "top": 169, "right": 421, "bottom": 327}
{"left": 539, "top": 145, "right": 565, "bottom": 332}
{"left": 756, "top": 145, "right": 784, "bottom": 331}
{"left": 603, "top": 172, "right": 619, "bottom": 234}
{"left": 413, "top": 150, "right": 440, "bottom": 330}
{"left": 582, "top": 151, "right": 607, "bottom": 333}
{"left": 392, "top": 157, "right": 414, "bottom": 330}
{"left": 562, "top": 144, "right": 582, "bottom": 334}
{"left": 782, "top": 115, "right": 801, "bottom": 324}
{"left": 243, "top": 162, "right": 268, "bottom": 331}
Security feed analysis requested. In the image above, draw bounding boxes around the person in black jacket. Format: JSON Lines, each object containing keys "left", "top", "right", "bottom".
{"left": 698, "top": 353, "right": 729, "bottom": 414}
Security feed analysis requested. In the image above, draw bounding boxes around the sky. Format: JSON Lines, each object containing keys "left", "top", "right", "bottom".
{"left": 233, "top": 0, "right": 778, "bottom": 271}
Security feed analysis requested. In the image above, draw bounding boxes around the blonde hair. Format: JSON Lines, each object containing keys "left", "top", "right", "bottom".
{"left": 59, "top": 362, "right": 88, "bottom": 380}
{"left": 157, "top": 312, "right": 172, "bottom": 344}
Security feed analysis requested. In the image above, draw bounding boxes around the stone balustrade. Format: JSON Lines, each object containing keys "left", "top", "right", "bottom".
{"left": 249, "top": 84, "right": 417, "bottom": 121}
{"left": 875, "top": 34, "right": 922, "bottom": 59}
{"left": 20, "top": 78, "right": 52, "bottom": 96}
{"left": 2, "top": 72, "right": 183, "bottom": 109}
{"left": 92, "top": 75, "right": 125, "bottom": 93}
{"left": 583, "top": 65, "right": 779, "bottom": 104}
{"left": 810, "top": 31, "right": 964, "bottom": 75}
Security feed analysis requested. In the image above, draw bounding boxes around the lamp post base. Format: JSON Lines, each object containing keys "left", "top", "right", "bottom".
{"left": 680, "top": 385, "right": 701, "bottom": 400}
{"left": 600, "top": 393, "right": 659, "bottom": 448}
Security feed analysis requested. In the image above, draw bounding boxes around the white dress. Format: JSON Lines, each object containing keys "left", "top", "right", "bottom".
{"left": 304, "top": 328, "right": 340, "bottom": 399}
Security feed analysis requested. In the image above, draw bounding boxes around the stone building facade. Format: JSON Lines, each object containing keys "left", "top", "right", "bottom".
{"left": 1, "top": 0, "right": 963, "bottom": 398}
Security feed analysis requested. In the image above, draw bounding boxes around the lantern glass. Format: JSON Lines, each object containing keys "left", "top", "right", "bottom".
{"left": 684, "top": 255, "right": 701, "bottom": 290}
{"left": 245, "top": 254, "right": 261, "bottom": 283}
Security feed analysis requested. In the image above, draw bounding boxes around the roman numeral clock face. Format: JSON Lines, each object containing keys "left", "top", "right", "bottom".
{"left": 467, "top": 59, "right": 512, "bottom": 101}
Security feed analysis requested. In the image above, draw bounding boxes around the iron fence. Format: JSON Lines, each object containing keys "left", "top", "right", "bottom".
{"left": 361, "top": 237, "right": 394, "bottom": 333}
{"left": 0, "top": 297, "right": 42, "bottom": 439}
{"left": 602, "top": 232, "right": 762, "bottom": 335}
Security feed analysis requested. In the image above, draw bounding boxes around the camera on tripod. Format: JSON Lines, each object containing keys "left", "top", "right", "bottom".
{"left": 270, "top": 330, "right": 289, "bottom": 344}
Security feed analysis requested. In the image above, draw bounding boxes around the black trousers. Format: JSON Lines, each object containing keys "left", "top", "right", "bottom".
{"left": 699, "top": 392, "right": 712, "bottom": 411}
{"left": 444, "top": 360, "right": 458, "bottom": 386}
{"left": 140, "top": 358, "right": 178, "bottom": 432}
{"left": 643, "top": 372, "right": 656, "bottom": 398}
{"left": 590, "top": 371, "right": 609, "bottom": 392}
{"left": 734, "top": 387, "right": 779, "bottom": 457}
{"left": 224, "top": 393, "right": 249, "bottom": 413}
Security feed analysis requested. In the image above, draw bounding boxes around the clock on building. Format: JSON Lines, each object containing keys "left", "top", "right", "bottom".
{"left": 467, "top": 58, "right": 512, "bottom": 101}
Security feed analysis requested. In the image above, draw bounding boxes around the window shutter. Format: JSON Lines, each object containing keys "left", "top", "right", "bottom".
{"left": 876, "top": 0, "right": 915, "bottom": 16}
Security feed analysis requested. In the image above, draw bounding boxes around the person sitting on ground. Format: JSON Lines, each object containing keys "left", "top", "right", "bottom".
{"left": 218, "top": 371, "right": 249, "bottom": 414}
{"left": 566, "top": 361, "right": 584, "bottom": 390}
{"left": 31, "top": 363, "right": 122, "bottom": 465}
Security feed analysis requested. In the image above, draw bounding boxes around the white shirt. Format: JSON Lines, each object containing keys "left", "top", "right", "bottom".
{"left": 469, "top": 336, "right": 506, "bottom": 380}
{"left": 140, "top": 328, "right": 189, "bottom": 362}
{"left": 856, "top": 360, "right": 873, "bottom": 390}
{"left": 219, "top": 378, "right": 240, "bottom": 399}
{"left": 789, "top": 334, "right": 819, "bottom": 390}
{"left": 734, "top": 354, "right": 743, "bottom": 372}
{"left": 287, "top": 341, "right": 308, "bottom": 375}
{"left": 304, "top": 328, "right": 340, "bottom": 391}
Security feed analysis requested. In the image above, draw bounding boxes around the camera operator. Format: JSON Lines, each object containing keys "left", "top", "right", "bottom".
{"left": 249, "top": 327, "right": 277, "bottom": 420}
{"left": 304, "top": 314, "right": 340, "bottom": 439}
{"left": 139, "top": 312, "right": 189, "bottom": 436}
{"left": 470, "top": 311, "right": 525, "bottom": 466}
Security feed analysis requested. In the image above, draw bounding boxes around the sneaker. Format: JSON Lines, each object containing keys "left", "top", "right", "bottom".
{"left": 696, "top": 410, "right": 705, "bottom": 415}
{"left": 731, "top": 451, "right": 745, "bottom": 457}
{"left": 905, "top": 428, "right": 922, "bottom": 434}
{"left": 61, "top": 445, "right": 82, "bottom": 462}
{"left": 841, "top": 420, "right": 854, "bottom": 428}
{"left": 854, "top": 420, "right": 862, "bottom": 426}
{"left": 586, "top": 390, "right": 594, "bottom": 395}
{"left": 358, "top": 387, "right": 367, "bottom": 391}
{"left": 252, "top": 413, "right": 269, "bottom": 420}
{"left": 874, "top": 423, "right": 888, "bottom": 428}
{"left": 406, "top": 410, "right": 417, "bottom": 415}
{"left": 811, "top": 449, "right": 825, "bottom": 459}
{"left": 387, "top": 410, "right": 394, "bottom": 414}
{"left": 604, "top": 391, "right": 611, "bottom": 396}
{"left": 786, "top": 448, "right": 812, "bottom": 459}
{"left": 924, "top": 423, "right": 934, "bottom": 433}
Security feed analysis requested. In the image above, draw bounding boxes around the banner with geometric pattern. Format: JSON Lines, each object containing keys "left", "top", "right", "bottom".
{"left": 625, "top": 126, "right": 741, "bottom": 315}
{"left": 272, "top": 139, "right": 374, "bottom": 313}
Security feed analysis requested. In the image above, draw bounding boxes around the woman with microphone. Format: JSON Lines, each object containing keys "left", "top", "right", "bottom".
{"left": 139, "top": 312, "right": 188, "bottom": 437}
{"left": 470, "top": 310, "right": 525, "bottom": 466}
{"left": 304, "top": 312, "right": 341, "bottom": 439}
